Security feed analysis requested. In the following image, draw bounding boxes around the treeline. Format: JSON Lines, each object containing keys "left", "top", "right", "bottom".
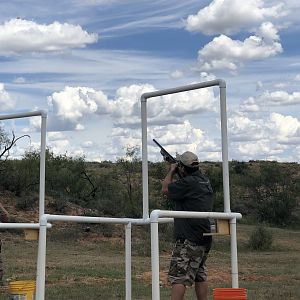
{"left": 0, "top": 147, "right": 299, "bottom": 228}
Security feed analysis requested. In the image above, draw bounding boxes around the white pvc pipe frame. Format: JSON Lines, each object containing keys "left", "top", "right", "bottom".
{"left": 141, "top": 79, "right": 242, "bottom": 299}
{"left": 0, "top": 111, "right": 50, "bottom": 229}
{"left": 35, "top": 214, "right": 173, "bottom": 300}
{"left": 0, "top": 110, "right": 47, "bottom": 219}
{"left": 141, "top": 79, "right": 230, "bottom": 217}
{"left": 150, "top": 210, "right": 242, "bottom": 300}
{"left": 1, "top": 79, "right": 242, "bottom": 300}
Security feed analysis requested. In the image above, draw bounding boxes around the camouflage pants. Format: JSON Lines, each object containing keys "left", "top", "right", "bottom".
{"left": 168, "top": 239, "right": 211, "bottom": 286}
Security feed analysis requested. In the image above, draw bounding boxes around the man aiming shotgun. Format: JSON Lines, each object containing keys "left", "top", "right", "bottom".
{"left": 153, "top": 139, "right": 182, "bottom": 178}
{"left": 154, "top": 139, "right": 213, "bottom": 300}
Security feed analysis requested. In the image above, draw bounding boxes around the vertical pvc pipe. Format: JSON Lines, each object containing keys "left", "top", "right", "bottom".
{"left": 36, "top": 216, "right": 48, "bottom": 300}
{"left": 125, "top": 223, "right": 132, "bottom": 300}
{"left": 141, "top": 97, "right": 149, "bottom": 219}
{"left": 219, "top": 83, "right": 231, "bottom": 213}
{"left": 151, "top": 221, "right": 160, "bottom": 300}
{"left": 39, "top": 113, "right": 47, "bottom": 218}
{"left": 230, "top": 218, "right": 239, "bottom": 288}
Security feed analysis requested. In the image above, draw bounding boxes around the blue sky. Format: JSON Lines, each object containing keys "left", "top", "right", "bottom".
{"left": 0, "top": 0, "right": 299, "bottom": 162}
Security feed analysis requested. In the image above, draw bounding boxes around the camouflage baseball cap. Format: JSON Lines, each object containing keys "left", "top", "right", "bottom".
{"left": 176, "top": 151, "right": 199, "bottom": 168}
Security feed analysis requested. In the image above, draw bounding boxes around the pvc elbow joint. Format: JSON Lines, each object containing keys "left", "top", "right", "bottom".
{"left": 218, "top": 79, "right": 226, "bottom": 88}
{"left": 150, "top": 210, "right": 161, "bottom": 223}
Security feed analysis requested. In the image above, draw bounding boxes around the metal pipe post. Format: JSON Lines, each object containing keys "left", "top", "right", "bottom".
{"left": 219, "top": 83, "right": 231, "bottom": 213}
{"left": 151, "top": 220, "right": 160, "bottom": 300}
{"left": 39, "top": 113, "right": 47, "bottom": 218}
{"left": 125, "top": 223, "right": 132, "bottom": 300}
{"left": 141, "top": 97, "right": 149, "bottom": 219}
{"left": 230, "top": 218, "right": 239, "bottom": 288}
{"left": 36, "top": 216, "right": 48, "bottom": 300}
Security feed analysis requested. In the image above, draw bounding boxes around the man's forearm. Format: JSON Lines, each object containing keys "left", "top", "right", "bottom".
{"left": 161, "top": 168, "right": 176, "bottom": 195}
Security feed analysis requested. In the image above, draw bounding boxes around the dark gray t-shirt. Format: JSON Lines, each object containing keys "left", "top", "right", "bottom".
{"left": 168, "top": 170, "right": 213, "bottom": 245}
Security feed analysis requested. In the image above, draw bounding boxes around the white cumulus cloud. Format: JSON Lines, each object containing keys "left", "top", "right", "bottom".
{"left": 0, "top": 18, "right": 98, "bottom": 55}
{"left": 48, "top": 83, "right": 217, "bottom": 131}
{"left": 260, "top": 90, "right": 300, "bottom": 105}
{"left": 47, "top": 86, "right": 111, "bottom": 130}
{"left": 240, "top": 90, "right": 300, "bottom": 110}
{"left": 229, "top": 114, "right": 265, "bottom": 141}
{"left": 237, "top": 139, "right": 285, "bottom": 158}
{"left": 185, "top": 0, "right": 286, "bottom": 35}
{"left": 268, "top": 112, "right": 300, "bottom": 142}
{"left": 239, "top": 97, "right": 261, "bottom": 112}
{"left": 108, "top": 120, "right": 219, "bottom": 161}
{"left": 197, "top": 22, "right": 282, "bottom": 72}
{"left": 48, "top": 132, "right": 65, "bottom": 141}
{"left": 0, "top": 83, "right": 15, "bottom": 111}
{"left": 229, "top": 112, "right": 300, "bottom": 160}
{"left": 229, "top": 112, "right": 300, "bottom": 143}
{"left": 45, "top": 83, "right": 219, "bottom": 160}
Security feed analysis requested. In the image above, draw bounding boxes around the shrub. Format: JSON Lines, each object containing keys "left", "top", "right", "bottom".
{"left": 248, "top": 225, "right": 273, "bottom": 250}
{"left": 15, "top": 193, "right": 38, "bottom": 210}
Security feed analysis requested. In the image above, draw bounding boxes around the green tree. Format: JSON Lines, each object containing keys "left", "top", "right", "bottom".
{"left": 245, "top": 162, "right": 298, "bottom": 226}
{"left": 204, "top": 163, "right": 224, "bottom": 211}
{"left": 248, "top": 225, "right": 273, "bottom": 250}
{"left": 116, "top": 146, "right": 142, "bottom": 217}
{"left": 0, "top": 147, "right": 94, "bottom": 210}
{"left": 0, "top": 127, "right": 30, "bottom": 169}
{"left": 148, "top": 161, "right": 170, "bottom": 210}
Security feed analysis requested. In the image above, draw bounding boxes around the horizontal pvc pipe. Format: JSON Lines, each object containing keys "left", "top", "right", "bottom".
{"left": 41, "top": 215, "right": 173, "bottom": 226}
{"left": 45, "top": 214, "right": 131, "bottom": 224}
{"left": 141, "top": 79, "right": 225, "bottom": 101}
{"left": 0, "top": 223, "right": 52, "bottom": 229}
{"left": 130, "top": 217, "right": 173, "bottom": 225}
{"left": 0, "top": 110, "right": 47, "bottom": 120}
{"left": 150, "top": 210, "right": 242, "bottom": 222}
{"left": 39, "top": 213, "right": 233, "bottom": 226}
{"left": 0, "top": 215, "right": 171, "bottom": 230}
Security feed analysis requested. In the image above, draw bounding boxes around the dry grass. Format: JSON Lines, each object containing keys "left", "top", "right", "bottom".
{"left": 0, "top": 224, "right": 299, "bottom": 299}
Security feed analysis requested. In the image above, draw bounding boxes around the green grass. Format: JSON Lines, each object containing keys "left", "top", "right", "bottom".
{"left": 0, "top": 224, "right": 299, "bottom": 299}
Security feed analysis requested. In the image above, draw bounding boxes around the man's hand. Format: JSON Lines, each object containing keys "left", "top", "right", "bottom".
{"left": 161, "top": 163, "right": 178, "bottom": 195}
{"left": 169, "top": 163, "right": 178, "bottom": 174}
